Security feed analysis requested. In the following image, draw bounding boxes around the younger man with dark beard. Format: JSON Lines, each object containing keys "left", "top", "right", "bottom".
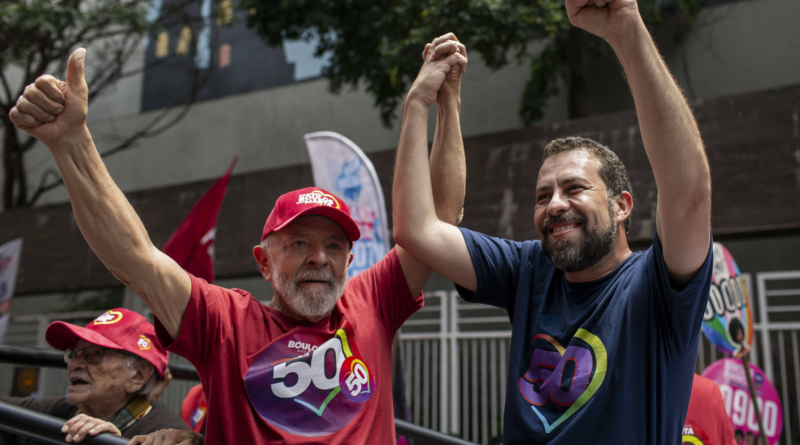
{"left": 393, "top": 0, "right": 713, "bottom": 443}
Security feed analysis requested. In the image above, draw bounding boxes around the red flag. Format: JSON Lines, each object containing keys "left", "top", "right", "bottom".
{"left": 162, "top": 158, "right": 236, "bottom": 283}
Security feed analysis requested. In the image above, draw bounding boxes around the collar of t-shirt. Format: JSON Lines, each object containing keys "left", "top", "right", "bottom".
{"left": 559, "top": 251, "right": 640, "bottom": 297}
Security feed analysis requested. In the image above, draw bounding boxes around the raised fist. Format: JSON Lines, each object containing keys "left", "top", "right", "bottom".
{"left": 9, "top": 48, "right": 89, "bottom": 147}
{"left": 565, "top": 0, "right": 641, "bottom": 42}
{"left": 407, "top": 33, "right": 468, "bottom": 108}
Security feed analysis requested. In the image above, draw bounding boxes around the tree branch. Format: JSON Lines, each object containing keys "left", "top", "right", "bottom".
{"left": 27, "top": 21, "right": 213, "bottom": 206}
{"left": 0, "top": 65, "right": 13, "bottom": 109}
{"left": 28, "top": 168, "right": 63, "bottom": 205}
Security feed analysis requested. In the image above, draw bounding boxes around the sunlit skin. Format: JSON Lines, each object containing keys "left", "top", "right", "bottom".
{"left": 252, "top": 215, "right": 354, "bottom": 323}
{"left": 534, "top": 150, "right": 634, "bottom": 283}
{"left": 66, "top": 339, "right": 153, "bottom": 421}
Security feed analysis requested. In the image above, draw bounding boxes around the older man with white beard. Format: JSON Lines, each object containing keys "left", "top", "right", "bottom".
{"left": 8, "top": 32, "right": 468, "bottom": 443}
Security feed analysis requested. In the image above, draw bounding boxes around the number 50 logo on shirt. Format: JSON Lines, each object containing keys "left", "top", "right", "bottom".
{"left": 244, "top": 321, "right": 375, "bottom": 437}
{"left": 519, "top": 329, "right": 608, "bottom": 433}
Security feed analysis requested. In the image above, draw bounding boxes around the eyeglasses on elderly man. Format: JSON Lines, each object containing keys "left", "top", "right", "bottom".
{"left": 0, "top": 308, "right": 189, "bottom": 445}
{"left": 63, "top": 346, "right": 138, "bottom": 365}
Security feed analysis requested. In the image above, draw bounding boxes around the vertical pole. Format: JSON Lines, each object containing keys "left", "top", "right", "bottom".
{"left": 741, "top": 354, "right": 768, "bottom": 442}
{"left": 756, "top": 274, "right": 774, "bottom": 380}
{"left": 450, "top": 291, "right": 460, "bottom": 435}
{"left": 439, "top": 292, "right": 448, "bottom": 433}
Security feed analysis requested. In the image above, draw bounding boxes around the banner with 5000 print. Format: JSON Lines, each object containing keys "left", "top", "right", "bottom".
{"left": 304, "top": 132, "right": 390, "bottom": 278}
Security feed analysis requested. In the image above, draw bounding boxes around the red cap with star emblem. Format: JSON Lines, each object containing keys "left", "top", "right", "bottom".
{"left": 45, "top": 308, "right": 169, "bottom": 377}
{"left": 261, "top": 187, "right": 361, "bottom": 243}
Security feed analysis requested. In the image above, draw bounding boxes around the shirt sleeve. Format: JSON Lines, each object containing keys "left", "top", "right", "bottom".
{"left": 0, "top": 396, "right": 73, "bottom": 416}
{"left": 650, "top": 229, "right": 714, "bottom": 359}
{"left": 154, "top": 273, "right": 250, "bottom": 368}
{"left": 454, "top": 227, "right": 526, "bottom": 310}
{"left": 345, "top": 247, "right": 423, "bottom": 334}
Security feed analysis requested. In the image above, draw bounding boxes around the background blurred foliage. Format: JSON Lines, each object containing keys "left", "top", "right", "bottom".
{"left": 0, "top": 0, "right": 207, "bottom": 211}
{"left": 241, "top": 0, "right": 701, "bottom": 126}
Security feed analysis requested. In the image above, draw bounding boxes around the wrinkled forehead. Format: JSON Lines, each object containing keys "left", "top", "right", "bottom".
{"left": 536, "top": 150, "right": 604, "bottom": 189}
{"left": 74, "top": 338, "right": 100, "bottom": 349}
{"left": 272, "top": 215, "right": 348, "bottom": 243}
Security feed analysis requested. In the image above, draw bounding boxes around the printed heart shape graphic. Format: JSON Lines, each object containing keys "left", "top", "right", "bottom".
{"left": 522, "top": 328, "right": 607, "bottom": 433}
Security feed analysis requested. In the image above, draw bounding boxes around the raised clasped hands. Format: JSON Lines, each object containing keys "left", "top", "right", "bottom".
{"left": 407, "top": 33, "right": 468, "bottom": 108}
{"left": 565, "top": 0, "right": 642, "bottom": 44}
{"left": 9, "top": 47, "right": 89, "bottom": 148}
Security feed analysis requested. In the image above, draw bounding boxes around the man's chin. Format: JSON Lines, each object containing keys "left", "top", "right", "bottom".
{"left": 65, "top": 390, "right": 88, "bottom": 406}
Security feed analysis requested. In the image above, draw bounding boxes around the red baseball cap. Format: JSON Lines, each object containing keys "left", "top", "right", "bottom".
{"left": 261, "top": 187, "right": 361, "bottom": 243}
{"left": 45, "top": 308, "right": 169, "bottom": 377}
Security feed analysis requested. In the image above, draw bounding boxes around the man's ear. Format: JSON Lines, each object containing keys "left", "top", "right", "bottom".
{"left": 614, "top": 191, "right": 633, "bottom": 225}
{"left": 348, "top": 252, "right": 354, "bottom": 267}
{"left": 125, "top": 361, "right": 154, "bottom": 395}
{"left": 253, "top": 245, "right": 273, "bottom": 282}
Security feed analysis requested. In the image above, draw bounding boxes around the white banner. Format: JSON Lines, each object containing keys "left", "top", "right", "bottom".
{"left": 304, "top": 132, "right": 389, "bottom": 278}
{"left": 0, "top": 238, "right": 23, "bottom": 344}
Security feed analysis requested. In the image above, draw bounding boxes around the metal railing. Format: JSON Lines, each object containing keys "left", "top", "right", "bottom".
{"left": 0, "top": 345, "right": 476, "bottom": 445}
{"left": 395, "top": 419, "right": 478, "bottom": 445}
{"left": 0, "top": 401, "right": 128, "bottom": 445}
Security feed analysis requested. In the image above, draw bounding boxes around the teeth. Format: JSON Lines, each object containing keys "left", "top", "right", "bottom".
{"left": 553, "top": 224, "right": 577, "bottom": 233}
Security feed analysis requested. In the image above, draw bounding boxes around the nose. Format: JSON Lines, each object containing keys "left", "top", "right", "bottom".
{"left": 305, "top": 242, "right": 329, "bottom": 268}
{"left": 67, "top": 354, "right": 86, "bottom": 372}
{"left": 546, "top": 190, "right": 570, "bottom": 216}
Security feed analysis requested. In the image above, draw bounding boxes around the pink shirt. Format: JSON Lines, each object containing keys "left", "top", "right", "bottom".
{"left": 155, "top": 248, "right": 423, "bottom": 444}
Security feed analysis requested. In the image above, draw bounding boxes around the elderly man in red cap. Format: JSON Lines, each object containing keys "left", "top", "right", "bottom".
{"left": 0, "top": 308, "right": 188, "bottom": 444}
{"left": 9, "top": 33, "right": 468, "bottom": 443}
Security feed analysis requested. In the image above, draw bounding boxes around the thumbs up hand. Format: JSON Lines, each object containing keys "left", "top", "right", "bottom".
{"left": 10, "top": 48, "right": 89, "bottom": 147}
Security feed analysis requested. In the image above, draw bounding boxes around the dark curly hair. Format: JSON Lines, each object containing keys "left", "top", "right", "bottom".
{"left": 542, "top": 137, "right": 633, "bottom": 233}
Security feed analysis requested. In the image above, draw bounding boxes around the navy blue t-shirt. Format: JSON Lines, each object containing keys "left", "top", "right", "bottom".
{"left": 456, "top": 228, "right": 713, "bottom": 444}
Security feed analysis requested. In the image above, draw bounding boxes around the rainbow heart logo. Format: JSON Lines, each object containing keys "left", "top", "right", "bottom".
{"left": 519, "top": 329, "right": 607, "bottom": 433}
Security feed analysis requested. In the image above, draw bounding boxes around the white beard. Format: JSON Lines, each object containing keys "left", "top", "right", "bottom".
{"left": 271, "top": 265, "right": 347, "bottom": 319}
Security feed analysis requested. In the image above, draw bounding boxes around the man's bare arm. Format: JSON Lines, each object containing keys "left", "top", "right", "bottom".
{"left": 9, "top": 49, "right": 190, "bottom": 338}
{"left": 567, "top": 0, "right": 711, "bottom": 285}
{"left": 393, "top": 36, "right": 477, "bottom": 293}
{"left": 397, "top": 34, "right": 470, "bottom": 296}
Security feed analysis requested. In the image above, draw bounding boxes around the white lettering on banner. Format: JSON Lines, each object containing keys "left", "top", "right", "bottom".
{"left": 703, "top": 276, "right": 747, "bottom": 321}
{"left": 271, "top": 337, "right": 345, "bottom": 398}
{"left": 350, "top": 241, "right": 387, "bottom": 271}
{"left": 683, "top": 427, "right": 694, "bottom": 436}
{"left": 719, "top": 383, "right": 778, "bottom": 436}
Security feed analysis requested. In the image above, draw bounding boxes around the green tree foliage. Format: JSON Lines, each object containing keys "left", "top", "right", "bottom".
{"left": 0, "top": 0, "right": 207, "bottom": 210}
{"left": 242, "top": 0, "right": 700, "bottom": 127}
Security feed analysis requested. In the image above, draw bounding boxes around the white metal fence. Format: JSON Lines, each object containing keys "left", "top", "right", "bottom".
{"left": 400, "top": 290, "right": 510, "bottom": 444}
{"left": 400, "top": 271, "right": 800, "bottom": 445}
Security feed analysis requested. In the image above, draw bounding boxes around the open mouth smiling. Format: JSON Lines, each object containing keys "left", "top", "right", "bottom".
{"left": 547, "top": 221, "right": 583, "bottom": 237}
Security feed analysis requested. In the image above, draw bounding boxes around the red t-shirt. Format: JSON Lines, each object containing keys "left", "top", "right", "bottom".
{"left": 155, "top": 248, "right": 423, "bottom": 444}
{"left": 683, "top": 374, "right": 737, "bottom": 445}
{"left": 180, "top": 384, "right": 207, "bottom": 434}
